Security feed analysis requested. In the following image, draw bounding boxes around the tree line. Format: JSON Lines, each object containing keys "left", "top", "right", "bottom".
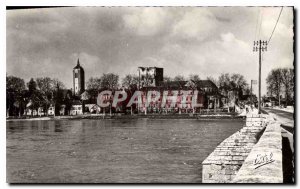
{"left": 7, "top": 72, "right": 251, "bottom": 117}
{"left": 86, "top": 72, "right": 250, "bottom": 99}
{"left": 7, "top": 76, "right": 67, "bottom": 117}
{"left": 266, "top": 67, "right": 294, "bottom": 105}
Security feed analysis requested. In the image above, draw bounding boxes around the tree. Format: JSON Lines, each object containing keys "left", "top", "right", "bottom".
{"left": 6, "top": 75, "right": 26, "bottom": 117}
{"left": 99, "top": 73, "right": 119, "bottom": 115}
{"left": 122, "top": 74, "right": 139, "bottom": 89}
{"left": 27, "top": 78, "right": 37, "bottom": 95}
{"left": 36, "top": 77, "right": 66, "bottom": 116}
{"left": 230, "top": 74, "right": 248, "bottom": 97}
{"left": 218, "top": 73, "right": 230, "bottom": 86}
{"left": 86, "top": 77, "right": 102, "bottom": 99}
{"left": 288, "top": 68, "right": 294, "bottom": 101}
{"left": 266, "top": 68, "right": 282, "bottom": 103}
{"left": 36, "top": 77, "right": 54, "bottom": 93}
{"left": 230, "top": 74, "right": 247, "bottom": 89}
{"left": 163, "top": 76, "right": 172, "bottom": 82}
{"left": 26, "top": 90, "right": 44, "bottom": 117}
{"left": 52, "top": 79, "right": 67, "bottom": 116}
{"left": 52, "top": 78, "right": 65, "bottom": 89}
{"left": 7, "top": 76, "right": 26, "bottom": 92}
{"left": 218, "top": 73, "right": 248, "bottom": 106}
{"left": 63, "top": 92, "right": 72, "bottom": 115}
{"left": 218, "top": 73, "right": 232, "bottom": 95}
{"left": 280, "top": 68, "right": 294, "bottom": 105}
{"left": 207, "top": 76, "right": 218, "bottom": 87}
{"left": 36, "top": 77, "right": 54, "bottom": 115}
{"left": 189, "top": 74, "right": 201, "bottom": 82}
{"left": 173, "top": 75, "right": 185, "bottom": 82}
{"left": 100, "top": 73, "right": 119, "bottom": 89}
{"left": 26, "top": 78, "right": 46, "bottom": 116}
{"left": 218, "top": 73, "right": 248, "bottom": 93}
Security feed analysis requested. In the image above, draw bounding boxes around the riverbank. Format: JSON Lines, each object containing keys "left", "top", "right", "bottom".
{"left": 7, "top": 113, "right": 243, "bottom": 121}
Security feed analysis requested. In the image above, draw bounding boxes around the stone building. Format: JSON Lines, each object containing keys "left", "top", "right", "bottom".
{"left": 138, "top": 67, "right": 163, "bottom": 88}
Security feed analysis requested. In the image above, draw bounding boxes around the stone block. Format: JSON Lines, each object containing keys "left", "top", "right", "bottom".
{"left": 246, "top": 117, "right": 265, "bottom": 122}
{"left": 232, "top": 156, "right": 245, "bottom": 161}
{"left": 246, "top": 121, "right": 263, "bottom": 127}
{"left": 246, "top": 114, "right": 265, "bottom": 118}
{"left": 225, "top": 168, "right": 236, "bottom": 175}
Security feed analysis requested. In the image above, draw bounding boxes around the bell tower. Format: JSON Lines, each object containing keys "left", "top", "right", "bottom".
{"left": 73, "top": 58, "right": 85, "bottom": 96}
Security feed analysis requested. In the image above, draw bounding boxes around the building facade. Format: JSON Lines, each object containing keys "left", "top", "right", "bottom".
{"left": 138, "top": 67, "right": 163, "bottom": 88}
{"left": 73, "top": 59, "right": 85, "bottom": 96}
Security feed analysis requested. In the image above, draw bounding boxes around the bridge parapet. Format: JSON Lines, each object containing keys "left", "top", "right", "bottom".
{"left": 232, "top": 120, "right": 282, "bottom": 183}
{"left": 202, "top": 114, "right": 268, "bottom": 183}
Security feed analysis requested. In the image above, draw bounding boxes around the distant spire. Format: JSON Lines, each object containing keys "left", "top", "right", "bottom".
{"left": 77, "top": 58, "right": 80, "bottom": 66}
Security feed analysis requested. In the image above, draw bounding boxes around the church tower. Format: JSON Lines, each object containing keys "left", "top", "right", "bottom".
{"left": 73, "top": 58, "right": 85, "bottom": 96}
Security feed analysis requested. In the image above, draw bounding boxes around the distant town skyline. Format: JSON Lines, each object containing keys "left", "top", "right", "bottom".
{"left": 7, "top": 7, "right": 294, "bottom": 95}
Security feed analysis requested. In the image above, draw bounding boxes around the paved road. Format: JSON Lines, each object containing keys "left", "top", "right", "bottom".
{"left": 263, "top": 108, "right": 294, "bottom": 120}
{"left": 263, "top": 108, "right": 294, "bottom": 130}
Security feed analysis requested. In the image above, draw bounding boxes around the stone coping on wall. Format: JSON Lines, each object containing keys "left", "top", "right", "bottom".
{"left": 202, "top": 113, "right": 267, "bottom": 183}
{"left": 232, "top": 120, "right": 283, "bottom": 183}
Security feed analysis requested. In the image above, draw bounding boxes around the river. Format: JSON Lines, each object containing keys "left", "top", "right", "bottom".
{"left": 7, "top": 118, "right": 243, "bottom": 183}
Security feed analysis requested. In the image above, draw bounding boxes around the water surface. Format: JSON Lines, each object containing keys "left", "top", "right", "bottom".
{"left": 7, "top": 119, "right": 243, "bottom": 183}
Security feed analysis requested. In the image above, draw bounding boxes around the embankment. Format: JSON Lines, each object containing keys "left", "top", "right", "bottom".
{"left": 202, "top": 114, "right": 282, "bottom": 183}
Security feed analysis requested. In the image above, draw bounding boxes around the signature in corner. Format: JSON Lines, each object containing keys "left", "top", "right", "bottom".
{"left": 253, "top": 152, "right": 275, "bottom": 169}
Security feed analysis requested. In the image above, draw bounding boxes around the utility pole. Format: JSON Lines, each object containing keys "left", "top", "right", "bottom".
{"left": 250, "top": 80, "right": 257, "bottom": 105}
{"left": 253, "top": 40, "right": 267, "bottom": 114}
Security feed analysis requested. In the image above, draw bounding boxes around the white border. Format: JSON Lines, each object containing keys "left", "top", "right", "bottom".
{"left": 1, "top": 1, "right": 298, "bottom": 189}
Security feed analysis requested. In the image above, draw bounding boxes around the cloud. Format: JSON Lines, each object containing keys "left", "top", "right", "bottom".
{"left": 172, "top": 8, "right": 218, "bottom": 40}
{"left": 123, "top": 7, "right": 169, "bottom": 36}
{"left": 70, "top": 52, "right": 101, "bottom": 68}
{"left": 6, "top": 7, "right": 294, "bottom": 97}
{"left": 155, "top": 32, "right": 253, "bottom": 79}
{"left": 261, "top": 9, "right": 293, "bottom": 40}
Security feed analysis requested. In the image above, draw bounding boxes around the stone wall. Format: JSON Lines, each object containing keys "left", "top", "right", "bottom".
{"left": 202, "top": 114, "right": 267, "bottom": 183}
{"left": 232, "top": 120, "right": 283, "bottom": 183}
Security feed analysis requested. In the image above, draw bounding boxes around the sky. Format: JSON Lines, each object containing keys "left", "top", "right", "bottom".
{"left": 6, "top": 7, "right": 294, "bottom": 95}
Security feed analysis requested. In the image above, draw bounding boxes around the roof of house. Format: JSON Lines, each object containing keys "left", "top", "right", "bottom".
{"left": 194, "top": 80, "right": 218, "bottom": 89}
{"left": 138, "top": 67, "right": 163, "bottom": 70}
{"left": 80, "top": 91, "right": 90, "bottom": 100}
{"left": 140, "top": 80, "right": 219, "bottom": 91}
{"left": 161, "top": 80, "right": 188, "bottom": 88}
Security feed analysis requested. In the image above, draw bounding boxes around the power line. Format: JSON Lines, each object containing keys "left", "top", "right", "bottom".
{"left": 268, "top": 7, "right": 283, "bottom": 44}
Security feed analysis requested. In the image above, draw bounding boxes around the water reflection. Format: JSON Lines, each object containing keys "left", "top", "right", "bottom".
{"left": 54, "top": 124, "right": 63, "bottom": 132}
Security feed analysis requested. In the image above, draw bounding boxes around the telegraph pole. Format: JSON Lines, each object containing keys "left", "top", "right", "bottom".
{"left": 250, "top": 79, "right": 257, "bottom": 105}
{"left": 253, "top": 40, "right": 267, "bottom": 114}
